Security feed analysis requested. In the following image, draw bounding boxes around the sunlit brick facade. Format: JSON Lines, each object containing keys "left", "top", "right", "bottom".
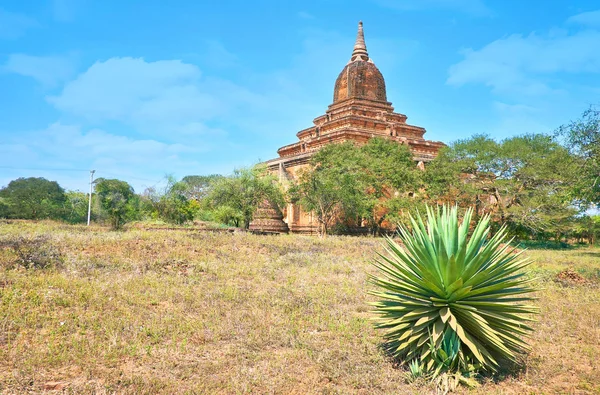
{"left": 252, "top": 22, "right": 445, "bottom": 234}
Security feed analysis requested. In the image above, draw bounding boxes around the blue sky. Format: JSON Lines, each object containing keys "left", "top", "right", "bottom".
{"left": 1, "top": 0, "right": 599, "bottom": 192}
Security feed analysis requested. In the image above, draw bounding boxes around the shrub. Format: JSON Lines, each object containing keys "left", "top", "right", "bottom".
{"left": 370, "top": 206, "right": 538, "bottom": 379}
{"left": 0, "top": 235, "right": 63, "bottom": 269}
{"left": 94, "top": 178, "right": 136, "bottom": 230}
{"left": 0, "top": 177, "right": 67, "bottom": 220}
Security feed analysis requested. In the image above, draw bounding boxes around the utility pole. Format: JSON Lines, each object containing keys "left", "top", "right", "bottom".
{"left": 87, "top": 170, "right": 95, "bottom": 226}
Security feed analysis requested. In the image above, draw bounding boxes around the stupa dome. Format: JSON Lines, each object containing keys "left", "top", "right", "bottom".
{"left": 333, "top": 22, "right": 387, "bottom": 103}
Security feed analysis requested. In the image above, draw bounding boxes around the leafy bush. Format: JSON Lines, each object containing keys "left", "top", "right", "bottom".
{"left": 94, "top": 178, "right": 136, "bottom": 230}
{"left": 207, "top": 166, "right": 284, "bottom": 229}
{"left": 0, "top": 235, "right": 63, "bottom": 269}
{"left": 370, "top": 206, "right": 538, "bottom": 380}
{"left": 139, "top": 177, "right": 199, "bottom": 225}
{"left": 0, "top": 177, "right": 67, "bottom": 220}
{"left": 212, "top": 205, "right": 244, "bottom": 227}
{"left": 514, "top": 240, "right": 572, "bottom": 250}
{"left": 63, "top": 191, "right": 90, "bottom": 224}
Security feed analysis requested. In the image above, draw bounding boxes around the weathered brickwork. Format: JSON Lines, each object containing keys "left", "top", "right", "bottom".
{"left": 248, "top": 199, "right": 290, "bottom": 234}
{"left": 249, "top": 21, "right": 446, "bottom": 234}
{"left": 333, "top": 60, "right": 387, "bottom": 103}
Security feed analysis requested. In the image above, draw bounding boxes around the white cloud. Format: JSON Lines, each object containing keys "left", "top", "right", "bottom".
{"left": 28, "top": 123, "right": 202, "bottom": 164}
{"left": 37, "top": 123, "right": 197, "bottom": 158}
{"left": 1, "top": 26, "right": 416, "bottom": 190}
{"left": 567, "top": 9, "right": 600, "bottom": 27}
{"left": 0, "top": 8, "right": 38, "bottom": 39}
{"left": 46, "top": 57, "right": 265, "bottom": 136}
{"left": 444, "top": 14, "right": 600, "bottom": 142}
{"left": 48, "top": 57, "right": 201, "bottom": 121}
{"left": 44, "top": 28, "right": 410, "bottom": 144}
{"left": 0, "top": 122, "right": 213, "bottom": 191}
{"left": 3, "top": 54, "right": 76, "bottom": 87}
{"left": 374, "top": 0, "right": 491, "bottom": 16}
{"left": 447, "top": 29, "right": 600, "bottom": 95}
{"left": 3, "top": 55, "right": 275, "bottom": 188}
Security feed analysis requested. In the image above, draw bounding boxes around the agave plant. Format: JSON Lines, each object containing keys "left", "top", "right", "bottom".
{"left": 370, "top": 205, "right": 538, "bottom": 375}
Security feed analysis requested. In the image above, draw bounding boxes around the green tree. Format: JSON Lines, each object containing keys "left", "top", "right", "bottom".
{"left": 426, "top": 134, "right": 580, "bottom": 238}
{"left": 494, "top": 134, "right": 578, "bottom": 237}
{"left": 290, "top": 142, "right": 364, "bottom": 236}
{"left": 180, "top": 175, "right": 223, "bottom": 201}
{"left": 571, "top": 215, "right": 600, "bottom": 245}
{"left": 359, "top": 138, "right": 421, "bottom": 234}
{"left": 0, "top": 177, "right": 67, "bottom": 219}
{"left": 0, "top": 198, "right": 10, "bottom": 218}
{"left": 63, "top": 191, "right": 90, "bottom": 224}
{"left": 422, "top": 147, "right": 474, "bottom": 208}
{"left": 139, "top": 186, "right": 161, "bottom": 220}
{"left": 212, "top": 205, "right": 244, "bottom": 227}
{"left": 556, "top": 106, "right": 600, "bottom": 207}
{"left": 431, "top": 135, "right": 501, "bottom": 218}
{"left": 94, "top": 178, "right": 136, "bottom": 229}
{"left": 291, "top": 139, "right": 423, "bottom": 235}
{"left": 207, "top": 166, "right": 284, "bottom": 229}
{"left": 593, "top": 216, "right": 600, "bottom": 245}
{"left": 139, "top": 175, "right": 199, "bottom": 225}
{"left": 291, "top": 166, "right": 350, "bottom": 236}
{"left": 166, "top": 183, "right": 197, "bottom": 225}
{"left": 177, "top": 175, "right": 224, "bottom": 222}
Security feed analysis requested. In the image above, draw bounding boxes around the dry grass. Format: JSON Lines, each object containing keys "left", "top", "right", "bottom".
{"left": 0, "top": 221, "right": 599, "bottom": 394}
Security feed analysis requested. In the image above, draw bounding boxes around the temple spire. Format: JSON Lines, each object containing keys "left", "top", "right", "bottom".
{"left": 351, "top": 21, "right": 369, "bottom": 62}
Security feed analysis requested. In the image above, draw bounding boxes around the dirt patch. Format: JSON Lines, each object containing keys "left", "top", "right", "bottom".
{"left": 555, "top": 268, "right": 589, "bottom": 286}
{"left": 43, "top": 381, "right": 68, "bottom": 391}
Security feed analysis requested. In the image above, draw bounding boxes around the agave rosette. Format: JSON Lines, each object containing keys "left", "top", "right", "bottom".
{"left": 370, "top": 206, "right": 538, "bottom": 373}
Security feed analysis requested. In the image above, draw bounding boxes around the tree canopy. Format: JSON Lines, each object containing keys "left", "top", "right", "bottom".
{"left": 556, "top": 106, "right": 600, "bottom": 207}
{"left": 140, "top": 175, "right": 200, "bottom": 225}
{"left": 424, "top": 133, "right": 580, "bottom": 238}
{"left": 180, "top": 175, "right": 223, "bottom": 201}
{"left": 207, "top": 166, "right": 284, "bottom": 229}
{"left": 94, "top": 178, "right": 136, "bottom": 229}
{"left": 0, "top": 177, "right": 66, "bottom": 220}
{"left": 290, "top": 142, "right": 362, "bottom": 235}
{"left": 291, "top": 138, "right": 421, "bottom": 235}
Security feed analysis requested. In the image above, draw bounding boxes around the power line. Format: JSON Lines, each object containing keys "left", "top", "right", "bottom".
{"left": 0, "top": 166, "right": 89, "bottom": 172}
{"left": 0, "top": 166, "right": 166, "bottom": 184}
{"left": 1, "top": 166, "right": 182, "bottom": 195}
{"left": 95, "top": 171, "right": 163, "bottom": 184}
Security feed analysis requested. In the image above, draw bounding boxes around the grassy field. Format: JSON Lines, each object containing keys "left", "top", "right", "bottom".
{"left": 1, "top": 221, "right": 599, "bottom": 394}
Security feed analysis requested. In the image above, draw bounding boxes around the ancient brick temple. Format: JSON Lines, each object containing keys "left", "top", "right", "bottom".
{"left": 250, "top": 21, "right": 445, "bottom": 234}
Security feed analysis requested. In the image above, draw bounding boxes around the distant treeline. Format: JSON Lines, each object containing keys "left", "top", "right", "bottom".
{"left": 1, "top": 107, "right": 598, "bottom": 243}
{"left": 0, "top": 170, "right": 281, "bottom": 231}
